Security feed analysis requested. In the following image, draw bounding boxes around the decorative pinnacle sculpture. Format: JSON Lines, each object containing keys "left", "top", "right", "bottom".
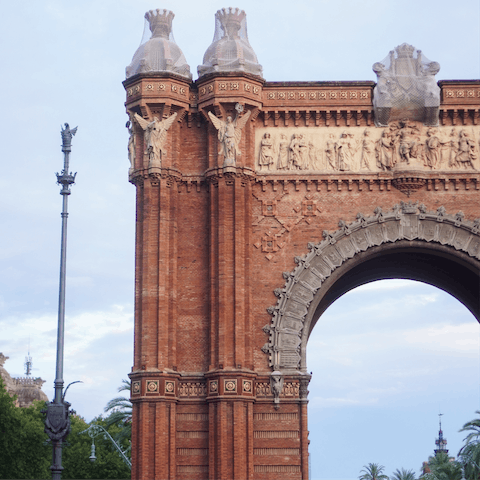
{"left": 126, "top": 9, "right": 191, "bottom": 79}
{"left": 198, "top": 7, "right": 263, "bottom": 77}
{"left": 372, "top": 43, "right": 440, "bottom": 127}
{"left": 145, "top": 8, "right": 174, "bottom": 39}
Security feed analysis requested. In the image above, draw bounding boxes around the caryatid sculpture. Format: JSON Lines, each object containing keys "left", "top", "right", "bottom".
{"left": 208, "top": 103, "right": 251, "bottom": 167}
{"left": 126, "top": 114, "right": 136, "bottom": 174}
{"left": 134, "top": 112, "right": 178, "bottom": 168}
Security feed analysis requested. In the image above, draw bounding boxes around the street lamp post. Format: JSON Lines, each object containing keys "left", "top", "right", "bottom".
{"left": 44, "top": 124, "right": 78, "bottom": 480}
{"left": 79, "top": 424, "right": 132, "bottom": 469}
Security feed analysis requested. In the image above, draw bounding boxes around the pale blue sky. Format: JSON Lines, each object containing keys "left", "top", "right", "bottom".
{"left": 0, "top": 1, "right": 479, "bottom": 479}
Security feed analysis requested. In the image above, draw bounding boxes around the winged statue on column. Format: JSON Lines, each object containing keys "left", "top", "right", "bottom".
{"left": 134, "top": 112, "right": 178, "bottom": 168}
{"left": 208, "top": 103, "right": 251, "bottom": 167}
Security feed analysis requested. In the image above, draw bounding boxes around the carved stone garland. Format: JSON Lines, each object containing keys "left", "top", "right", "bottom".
{"left": 262, "top": 203, "right": 480, "bottom": 373}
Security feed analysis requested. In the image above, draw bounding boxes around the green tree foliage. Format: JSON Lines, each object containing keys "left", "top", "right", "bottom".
{"left": 0, "top": 378, "right": 130, "bottom": 479}
{"left": 392, "top": 468, "right": 416, "bottom": 480}
{"left": 62, "top": 415, "right": 130, "bottom": 479}
{"left": 104, "top": 378, "right": 132, "bottom": 446}
{"left": 0, "top": 378, "right": 50, "bottom": 479}
{"left": 422, "top": 452, "right": 463, "bottom": 480}
{"left": 359, "top": 463, "right": 389, "bottom": 480}
{"left": 458, "top": 411, "right": 480, "bottom": 480}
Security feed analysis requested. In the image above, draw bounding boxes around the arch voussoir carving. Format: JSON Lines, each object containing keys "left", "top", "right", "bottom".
{"left": 262, "top": 202, "right": 480, "bottom": 373}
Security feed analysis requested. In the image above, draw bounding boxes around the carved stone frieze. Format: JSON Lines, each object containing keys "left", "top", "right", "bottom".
{"left": 264, "top": 90, "right": 370, "bottom": 102}
{"left": 178, "top": 381, "right": 207, "bottom": 398}
{"left": 255, "top": 123, "right": 480, "bottom": 174}
{"left": 263, "top": 205, "right": 480, "bottom": 373}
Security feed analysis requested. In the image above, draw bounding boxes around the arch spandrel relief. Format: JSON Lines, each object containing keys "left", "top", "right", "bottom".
{"left": 262, "top": 203, "right": 480, "bottom": 374}
{"left": 255, "top": 122, "right": 480, "bottom": 173}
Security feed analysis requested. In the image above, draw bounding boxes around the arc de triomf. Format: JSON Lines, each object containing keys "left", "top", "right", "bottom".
{"left": 123, "top": 8, "right": 480, "bottom": 480}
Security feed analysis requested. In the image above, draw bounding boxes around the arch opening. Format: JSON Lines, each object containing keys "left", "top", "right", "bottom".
{"left": 304, "top": 239, "right": 480, "bottom": 339}
{"left": 264, "top": 204, "right": 480, "bottom": 375}
{"left": 306, "top": 279, "right": 480, "bottom": 480}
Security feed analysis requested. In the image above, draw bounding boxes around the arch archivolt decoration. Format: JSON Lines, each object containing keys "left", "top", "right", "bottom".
{"left": 262, "top": 202, "right": 480, "bottom": 373}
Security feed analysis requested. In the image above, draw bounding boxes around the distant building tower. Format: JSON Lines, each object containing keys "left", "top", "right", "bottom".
{"left": 434, "top": 414, "right": 448, "bottom": 456}
{"left": 422, "top": 414, "right": 452, "bottom": 475}
{"left": 0, "top": 352, "right": 48, "bottom": 407}
{"left": 24, "top": 350, "right": 32, "bottom": 376}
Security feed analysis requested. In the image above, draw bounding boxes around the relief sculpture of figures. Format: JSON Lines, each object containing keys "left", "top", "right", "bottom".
{"left": 255, "top": 124, "right": 479, "bottom": 173}
{"left": 360, "top": 129, "right": 374, "bottom": 170}
{"left": 134, "top": 112, "right": 178, "bottom": 168}
{"left": 424, "top": 128, "right": 441, "bottom": 169}
{"left": 455, "top": 130, "right": 477, "bottom": 169}
{"left": 376, "top": 129, "right": 395, "bottom": 170}
{"left": 277, "top": 134, "right": 289, "bottom": 170}
{"left": 298, "top": 134, "right": 309, "bottom": 170}
{"left": 325, "top": 133, "right": 336, "bottom": 170}
{"left": 208, "top": 103, "right": 251, "bottom": 167}
{"left": 289, "top": 134, "right": 301, "bottom": 169}
{"left": 336, "top": 131, "right": 358, "bottom": 171}
{"left": 398, "top": 130, "right": 415, "bottom": 165}
{"left": 258, "top": 133, "right": 275, "bottom": 171}
{"left": 308, "top": 141, "right": 320, "bottom": 170}
{"left": 447, "top": 128, "right": 458, "bottom": 168}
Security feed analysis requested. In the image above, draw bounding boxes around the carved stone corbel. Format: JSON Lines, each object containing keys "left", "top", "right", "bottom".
{"left": 270, "top": 371, "right": 284, "bottom": 409}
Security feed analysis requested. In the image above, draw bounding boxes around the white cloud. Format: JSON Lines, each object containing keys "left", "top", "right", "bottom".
{"left": 403, "top": 323, "right": 480, "bottom": 352}
{"left": 353, "top": 279, "right": 419, "bottom": 292}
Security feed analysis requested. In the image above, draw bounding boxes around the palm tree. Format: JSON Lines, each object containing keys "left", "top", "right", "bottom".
{"left": 392, "top": 468, "right": 416, "bottom": 480}
{"left": 458, "top": 411, "right": 480, "bottom": 480}
{"left": 423, "top": 452, "right": 463, "bottom": 480}
{"left": 359, "top": 463, "right": 389, "bottom": 480}
{"left": 104, "top": 379, "right": 132, "bottom": 445}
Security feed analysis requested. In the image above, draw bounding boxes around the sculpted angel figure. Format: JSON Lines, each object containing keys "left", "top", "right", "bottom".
{"left": 208, "top": 103, "right": 251, "bottom": 167}
{"left": 134, "top": 112, "right": 178, "bottom": 168}
{"left": 61, "top": 123, "right": 77, "bottom": 150}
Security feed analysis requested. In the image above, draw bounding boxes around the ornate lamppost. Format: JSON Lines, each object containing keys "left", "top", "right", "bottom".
{"left": 43, "top": 124, "right": 78, "bottom": 480}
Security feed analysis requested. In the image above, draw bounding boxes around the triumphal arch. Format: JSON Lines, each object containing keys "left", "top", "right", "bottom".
{"left": 123, "top": 8, "right": 480, "bottom": 479}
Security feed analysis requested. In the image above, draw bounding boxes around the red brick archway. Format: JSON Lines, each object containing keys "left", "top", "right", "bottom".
{"left": 264, "top": 206, "right": 480, "bottom": 376}
{"left": 124, "top": 70, "right": 480, "bottom": 479}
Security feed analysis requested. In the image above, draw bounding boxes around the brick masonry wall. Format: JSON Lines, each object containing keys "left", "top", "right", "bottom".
{"left": 125, "top": 74, "right": 480, "bottom": 479}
